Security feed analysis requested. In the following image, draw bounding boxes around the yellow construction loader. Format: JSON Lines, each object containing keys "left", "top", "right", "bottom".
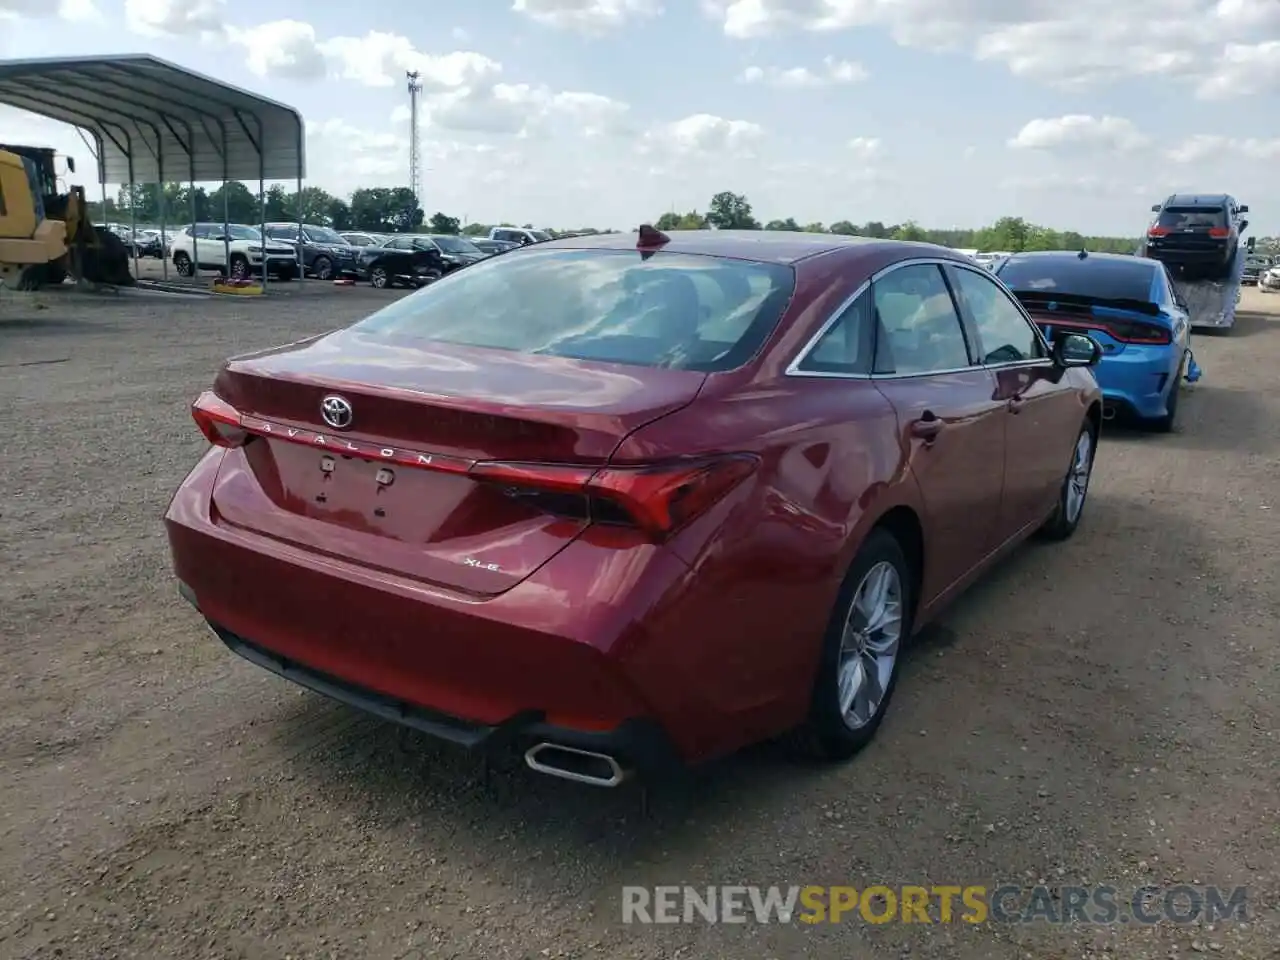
{"left": 0, "top": 143, "right": 134, "bottom": 290}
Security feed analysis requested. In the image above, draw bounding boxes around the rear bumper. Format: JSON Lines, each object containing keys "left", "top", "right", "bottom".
{"left": 163, "top": 450, "right": 744, "bottom": 769}
{"left": 188, "top": 607, "right": 682, "bottom": 777}
{"left": 1145, "top": 243, "right": 1231, "bottom": 266}
{"left": 1095, "top": 346, "right": 1181, "bottom": 420}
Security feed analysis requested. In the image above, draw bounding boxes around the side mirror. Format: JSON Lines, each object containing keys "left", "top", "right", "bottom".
{"left": 1238, "top": 204, "right": 1249, "bottom": 213}
{"left": 1053, "top": 332, "right": 1102, "bottom": 368}
{"left": 66, "top": 156, "right": 75, "bottom": 174}
{"left": 1151, "top": 204, "right": 1162, "bottom": 213}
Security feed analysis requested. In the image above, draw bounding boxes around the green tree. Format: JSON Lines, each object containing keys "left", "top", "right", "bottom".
{"left": 892, "top": 221, "right": 928, "bottom": 242}
{"left": 706, "top": 191, "right": 760, "bottom": 230}
{"left": 327, "top": 198, "right": 352, "bottom": 230}
{"left": 290, "top": 186, "right": 336, "bottom": 223}
{"left": 349, "top": 187, "right": 424, "bottom": 232}
{"left": 206, "top": 181, "right": 258, "bottom": 223}
{"left": 764, "top": 217, "right": 802, "bottom": 231}
{"left": 829, "top": 220, "right": 858, "bottom": 235}
{"left": 263, "top": 184, "right": 290, "bottom": 221}
{"left": 428, "top": 212, "right": 461, "bottom": 234}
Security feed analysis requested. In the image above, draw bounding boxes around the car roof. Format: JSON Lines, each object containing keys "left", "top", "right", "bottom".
{"left": 533, "top": 229, "right": 948, "bottom": 266}
{"left": 1003, "top": 250, "right": 1158, "bottom": 270}
{"left": 1165, "top": 194, "right": 1231, "bottom": 206}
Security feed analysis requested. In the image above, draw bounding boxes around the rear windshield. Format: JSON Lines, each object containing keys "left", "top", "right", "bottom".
{"left": 352, "top": 248, "right": 796, "bottom": 372}
{"left": 432, "top": 235, "right": 481, "bottom": 254}
{"left": 996, "top": 256, "right": 1156, "bottom": 304}
{"left": 1157, "top": 205, "right": 1226, "bottom": 229}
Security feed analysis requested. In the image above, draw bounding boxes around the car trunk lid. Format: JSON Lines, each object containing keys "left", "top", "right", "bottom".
{"left": 205, "top": 329, "right": 706, "bottom": 595}
{"left": 1013, "top": 292, "right": 1173, "bottom": 356}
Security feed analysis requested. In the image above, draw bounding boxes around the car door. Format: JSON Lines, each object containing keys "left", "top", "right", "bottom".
{"left": 946, "top": 262, "right": 1078, "bottom": 539}
{"left": 192, "top": 225, "right": 218, "bottom": 268}
{"left": 867, "top": 261, "right": 1008, "bottom": 600}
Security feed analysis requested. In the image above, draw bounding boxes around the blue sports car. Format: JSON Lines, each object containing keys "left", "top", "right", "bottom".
{"left": 995, "top": 251, "right": 1192, "bottom": 432}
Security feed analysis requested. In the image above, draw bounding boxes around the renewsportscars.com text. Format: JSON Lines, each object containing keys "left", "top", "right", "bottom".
{"left": 621, "top": 884, "right": 1248, "bottom": 925}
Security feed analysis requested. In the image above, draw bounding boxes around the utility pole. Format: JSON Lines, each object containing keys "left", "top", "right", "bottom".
{"left": 406, "top": 71, "right": 422, "bottom": 210}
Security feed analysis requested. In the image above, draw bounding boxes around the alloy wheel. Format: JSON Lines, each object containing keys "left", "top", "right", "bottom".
{"left": 1065, "top": 430, "right": 1094, "bottom": 523}
{"left": 837, "top": 561, "right": 904, "bottom": 731}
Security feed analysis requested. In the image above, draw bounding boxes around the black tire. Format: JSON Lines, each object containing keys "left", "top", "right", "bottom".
{"left": 173, "top": 252, "right": 194, "bottom": 277}
{"left": 14, "top": 264, "right": 45, "bottom": 291}
{"left": 229, "top": 254, "right": 250, "bottom": 280}
{"left": 1148, "top": 357, "right": 1183, "bottom": 433}
{"left": 1038, "top": 419, "right": 1097, "bottom": 541}
{"left": 45, "top": 263, "right": 67, "bottom": 286}
{"left": 795, "top": 528, "right": 913, "bottom": 761}
{"left": 370, "top": 265, "right": 389, "bottom": 288}
{"left": 312, "top": 255, "right": 332, "bottom": 280}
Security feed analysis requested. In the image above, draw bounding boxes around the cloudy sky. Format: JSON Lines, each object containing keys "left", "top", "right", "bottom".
{"left": 0, "top": 0, "right": 1276, "bottom": 235}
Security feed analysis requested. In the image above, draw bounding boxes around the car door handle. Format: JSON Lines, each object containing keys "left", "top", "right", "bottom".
{"left": 910, "top": 415, "right": 943, "bottom": 441}
{"left": 1007, "top": 396, "right": 1026, "bottom": 414}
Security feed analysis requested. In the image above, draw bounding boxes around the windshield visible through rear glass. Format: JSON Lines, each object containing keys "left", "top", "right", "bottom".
{"left": 224, "top": 224, "right": 261, "bottom": 241}
{"left": 432, "top": 235, "right": 480, "bottom": 254}
{"left": 352, "top": 248, "right": 796, "bottom": 372}
{"left": 308, "top": 227, "right": 345, "bottom": 244}
{"left": 1157, "top": 206, "right": 1227, "bottom": 229}
{"left": 996, "top": 257, "right": 1156, "bottom": 304}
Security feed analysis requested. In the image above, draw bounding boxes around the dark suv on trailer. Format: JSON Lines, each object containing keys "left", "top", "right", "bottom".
{"left": 1142, "top": 194, "right": 1247, "bottom": 280}
{"left": 262, "top": 222, "right": 358, "bottom": 280}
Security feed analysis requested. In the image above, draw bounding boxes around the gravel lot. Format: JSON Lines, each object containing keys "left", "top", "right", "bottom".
{"left": 1, "top": 280, "right": 1277, "bottom": 959}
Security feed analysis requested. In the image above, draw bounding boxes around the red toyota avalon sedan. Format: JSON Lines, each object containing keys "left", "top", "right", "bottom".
{"left": 165, "top": 227, "right": 1103, "bottom": 787}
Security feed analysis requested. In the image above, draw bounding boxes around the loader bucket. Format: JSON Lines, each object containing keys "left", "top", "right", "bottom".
{"left": 76, "top": 226, "right": 136, "bottom": 286}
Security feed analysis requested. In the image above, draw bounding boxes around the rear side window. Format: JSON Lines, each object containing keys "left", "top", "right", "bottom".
{"left": 353, "top": 248, "right": 796, "bottom": 373}
{"left": 872, "top": 264, "right": 972, "bottom": 375}
{"left": 996, "top": 256, "right": 1156, "bottom": 304}
{"left": 1157, "top": 205, "right": 1227, "bottom": 229}
{"left": 796, "top": 291, "right": 873, "bottom": 375}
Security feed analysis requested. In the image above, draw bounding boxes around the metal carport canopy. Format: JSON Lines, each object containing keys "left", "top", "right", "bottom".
{"left": 0, "top": 53, "right": 305, "bottom": 184}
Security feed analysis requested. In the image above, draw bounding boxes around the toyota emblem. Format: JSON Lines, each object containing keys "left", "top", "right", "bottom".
{"left": 320, "top": 394, "right": 354, "bottom": 429}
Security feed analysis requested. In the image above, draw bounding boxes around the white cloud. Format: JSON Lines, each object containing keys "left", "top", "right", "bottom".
{"left": 1, "top": 0, "right": 100, "bottom": 20}
{"left": 1167, "top": 134, "right": 1280, "bottom": 163}
{"left": 739, "top": 55, "right": 867, "bottom": 87}
{"left": 703, "top": 0, "right": 1280, "bottom": 98}
{"left": 511, "top": 0, "right": 663, "bottom": 33}
{"left": 230, "top": 20, "right": 327, "bottom": 80}
{"left": 1009, "top": 115, "right": 1149, "bottom": 153}
{"left": 847, "top": 137, "right": 881, "bottom": 159}
{"left": 124, "top": 0, "right": 226, "bottom": 38}
{"left": 646, "top": 114, "right": 764, "bottom": 157}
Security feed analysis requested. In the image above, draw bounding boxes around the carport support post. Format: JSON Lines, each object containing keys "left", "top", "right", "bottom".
{"left": 188, "top": 154, "right": 196, "bottom": 275}
{"left": 157, "top": 141, "right": 168, "bottom": 281}
{"left": 258, "top": 165, "right": 267, "bottom": 289}
{"left": 295, "top": 174, "right": 304, "bottom": 278}
{"left": 221, "top": 127, "right": 231, "bottom": 276}
{"left": 126, "top": 154, "right": 138, "bottom": 280}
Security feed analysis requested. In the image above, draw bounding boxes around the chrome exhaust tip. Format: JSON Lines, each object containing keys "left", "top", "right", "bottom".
{"left": 1101, "top": 405, "right": 1117, "bottom": 421}
{"left": 524, "top": 742, "right": 630, "bottom": 787}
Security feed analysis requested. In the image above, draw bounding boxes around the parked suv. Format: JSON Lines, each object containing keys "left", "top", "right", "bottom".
{"left": 169, "top": 223, "right": 299, "bottom": 280}
{"left": 1143, "top": 194, "right": 1247, "bottom": 280}
{"left": 263, "top": 222, "right": 358, "bottom": 280}
{"left": 488, "top": 226, "right": 552, "bottom": 246}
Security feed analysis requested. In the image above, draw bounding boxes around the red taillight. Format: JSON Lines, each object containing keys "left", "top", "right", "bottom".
{"left": 1208, "top": 227, "right": 1230, "bottom": 238}
{"left": 1147, "top": 226, "right": 1170, "bottom": 237}
{"left": 1106, "top": 321, "right": 1172, "bottom": 344}
{"left": 470, "top": 454, "right": 759, "bottom": 538}
{"left": 191, "top": 390, "right": 248, "bottom": 447}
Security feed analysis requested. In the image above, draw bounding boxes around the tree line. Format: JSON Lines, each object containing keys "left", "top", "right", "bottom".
{"left": 88, "top": 183, "right": 1277, "bottom": 256}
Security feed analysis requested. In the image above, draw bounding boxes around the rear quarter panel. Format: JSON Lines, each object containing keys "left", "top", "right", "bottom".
{"left": 608, "top": 249, "right": 924, "bottom": 747}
